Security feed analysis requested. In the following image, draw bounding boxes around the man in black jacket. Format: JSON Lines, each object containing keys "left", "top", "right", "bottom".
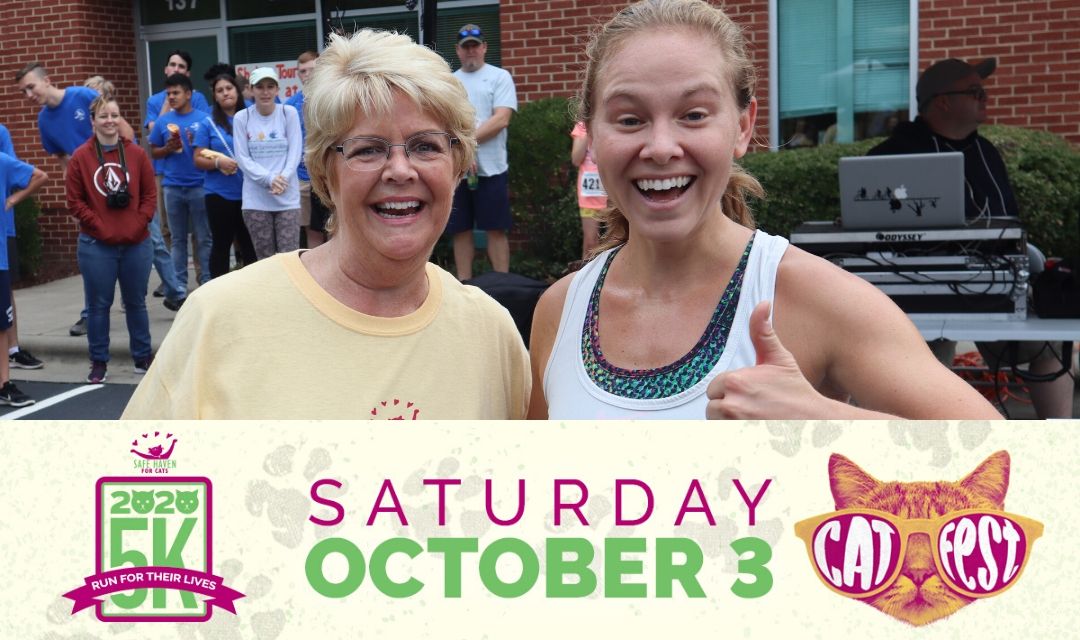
{"left": 869, "top": 57, "right": 1073, "bottom": 418}
{"left": 869, "top": 57, "right": 1017, "bottom": 220}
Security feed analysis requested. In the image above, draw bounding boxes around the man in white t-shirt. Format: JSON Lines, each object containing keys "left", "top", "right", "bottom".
{"left": 447, "top": 24, "right": 518, "bottom": 281}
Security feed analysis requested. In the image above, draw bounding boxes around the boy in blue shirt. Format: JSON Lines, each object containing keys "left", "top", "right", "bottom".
{"left": 0, "top": 153, "right": 46, "bottom": 406}
{"left": 149, "top": 74, "right": 211, "bottom": 300}
{"left": 145, "top": 50, "right": 209, "bottom": 309}
{"left": 15, "top": 62, "right": 97, "bottom": 336}
{"left": 15, "top": 62, "right": 96, "bottom": 174}
{"left": 0, "top": 123, "right": 45, "bottom": 371}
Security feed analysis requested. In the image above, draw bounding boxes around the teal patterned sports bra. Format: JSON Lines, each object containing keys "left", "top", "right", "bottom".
{"left": 580, "top": 235, "right": 755, "bottom": 399}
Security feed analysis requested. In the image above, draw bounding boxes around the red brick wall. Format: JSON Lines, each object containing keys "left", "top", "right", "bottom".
{"left": 919, "top": 0, "right": 1080, "bottom": 142}
{"left": 503, "top": 0, "right": 1080, "bottom": 146}
{"left": 499, "top": 0, "right": 772, "bottom": 147}
{"left": 499, "top": 0, "right": 613, "bottom": 102}
{"left": 0, "top": 0, "right": 139, "bottom": 275}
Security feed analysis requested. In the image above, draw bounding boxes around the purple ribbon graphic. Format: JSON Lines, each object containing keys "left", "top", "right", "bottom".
{"left": 63, "top": 566, "right": 244, "bottom": 615}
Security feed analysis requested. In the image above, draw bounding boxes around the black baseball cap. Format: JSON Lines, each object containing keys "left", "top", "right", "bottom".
{"left": 916, "top": 57, "right": 996, "bottom": 112}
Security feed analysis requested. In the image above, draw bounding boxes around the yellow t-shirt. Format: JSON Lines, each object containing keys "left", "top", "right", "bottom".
{"left": 122, "top": 252, "right": 530, "bottom": 420}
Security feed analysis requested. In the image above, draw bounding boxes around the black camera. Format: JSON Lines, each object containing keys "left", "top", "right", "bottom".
{"left": 106, "top": 187, "right": 131, "bottom": 209}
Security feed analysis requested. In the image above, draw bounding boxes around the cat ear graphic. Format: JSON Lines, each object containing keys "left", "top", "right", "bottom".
{"left": 959, "top": 450, "right": 1010, "bottom": 507}
{"left": 828, "top": 454, "right": 881, "bottom": 509}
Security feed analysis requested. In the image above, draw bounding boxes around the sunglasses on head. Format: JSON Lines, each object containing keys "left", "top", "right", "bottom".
{"left": 794, "top": 509, "right": 1043, "bottom": 600}
{"left": 459, "top": 28, "right": 482, "bottom": 39}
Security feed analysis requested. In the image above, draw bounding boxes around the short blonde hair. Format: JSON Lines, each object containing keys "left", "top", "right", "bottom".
{"left": 89, "top": 94, "right": 118, "bottom": 118}
{"left": 84, "top": 75, "right": 115, "bottom": 98}
{"left": 303, "top": 29, "right": 477, "bottom": 212}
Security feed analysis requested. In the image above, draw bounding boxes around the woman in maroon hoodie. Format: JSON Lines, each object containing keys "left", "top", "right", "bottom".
{"left": 66, "top": 95, "right": 157, "bottom": 384}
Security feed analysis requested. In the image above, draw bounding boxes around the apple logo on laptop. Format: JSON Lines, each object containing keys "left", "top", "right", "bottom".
{"left": 889, "top": 185, "right": 908, "bottom": 212}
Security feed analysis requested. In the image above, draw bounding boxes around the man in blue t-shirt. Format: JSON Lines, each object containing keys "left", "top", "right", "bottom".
{"left": 0, "top": 123, "right": 46, "bottom": 371}
{"left": 149, "top": 74, "right": 211, "bottom": 301}
{"left": 144, "top": 50, "right": 210, "bottom": 307}
{"left": 15, "top": 62, "right": 96, "bottom": 175}
{"left": 0, "top": 152, "right": 46, "bottom": 407}
{"left": 145, "top": 50, "right": 211, "bottom": 158}
{"left": 15, "top": 61, "right": 100, "bottom": 335}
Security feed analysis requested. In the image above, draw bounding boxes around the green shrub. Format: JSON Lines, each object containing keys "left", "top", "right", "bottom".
{"left": 13, "top": 197, "right": 42, "bottom": 280}
{"left": 506, "top": 97, "right": 581, "bottom": 280}
{"left": 981, "top": 125, "right": 1080, "bottom": 257}
{"left": 740, "top": 126, "right": 1080, "bottom": 257}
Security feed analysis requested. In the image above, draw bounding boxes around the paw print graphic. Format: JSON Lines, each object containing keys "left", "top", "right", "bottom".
{"left": 370, "top": 398, "right": 420, "bottom": 420}
{"left": 175, "top": 558, "right": 287, "bottom": 640}
{"left": 246, "top": 444, "right": 347, "bottom": 549}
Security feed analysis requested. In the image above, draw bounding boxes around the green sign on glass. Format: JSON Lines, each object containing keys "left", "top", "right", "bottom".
{"left": 141, "top": 0, "right": 220, "bottom": 26}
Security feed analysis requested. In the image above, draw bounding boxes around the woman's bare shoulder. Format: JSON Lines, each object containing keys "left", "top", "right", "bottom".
{"left": 776, "top": 245, "right": 900, "bottom": 319}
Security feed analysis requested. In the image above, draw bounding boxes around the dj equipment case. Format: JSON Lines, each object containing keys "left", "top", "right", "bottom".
{"left": 790, "top": 220, "right": 1029, "bottom": 321}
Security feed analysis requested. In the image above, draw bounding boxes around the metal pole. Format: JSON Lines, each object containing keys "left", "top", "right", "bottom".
{"left": 420, "top": 0, "right": 438, "bottom": 51}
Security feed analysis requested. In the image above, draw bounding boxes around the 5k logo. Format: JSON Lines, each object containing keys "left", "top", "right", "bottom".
{"left": 64, "top": 476, "right": 243, "bottom": 622}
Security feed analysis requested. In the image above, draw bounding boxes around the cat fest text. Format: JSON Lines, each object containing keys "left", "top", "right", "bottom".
{"left": 304, "top": 477, "right": 774, "bottom": 599}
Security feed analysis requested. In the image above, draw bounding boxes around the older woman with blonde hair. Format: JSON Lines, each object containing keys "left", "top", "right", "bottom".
{"left": 124, "top": 30, "right": 530, "bottom": 419}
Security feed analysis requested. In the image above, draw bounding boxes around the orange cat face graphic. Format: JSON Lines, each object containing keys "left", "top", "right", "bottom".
{"left": 795, "top": 451, "right": 1043, "bottom": 627}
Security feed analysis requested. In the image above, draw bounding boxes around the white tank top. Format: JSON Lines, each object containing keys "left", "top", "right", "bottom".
{"left": 544, "top": 229, "right": 789, "bottom": 419}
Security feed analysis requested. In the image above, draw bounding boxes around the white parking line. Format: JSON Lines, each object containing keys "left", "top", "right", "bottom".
{"left": 1, "top": 384, "right": 105, "bottom": 420}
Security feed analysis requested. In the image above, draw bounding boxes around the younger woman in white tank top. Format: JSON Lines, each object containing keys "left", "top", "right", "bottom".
{"left": 527, "top": 0, "right": 1000, "bottom": 421}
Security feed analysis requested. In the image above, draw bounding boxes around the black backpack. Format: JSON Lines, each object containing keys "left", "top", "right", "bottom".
{"left": 1032, "top": 257, "right": 1080, "bottom": 318}
{"left": 464, "top": 271, "right": 550, "bottom": 346}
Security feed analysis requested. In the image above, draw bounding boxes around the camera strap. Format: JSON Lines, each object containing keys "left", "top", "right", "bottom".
{"left": 94, "top": 138, "right": 129, "bottom": 191}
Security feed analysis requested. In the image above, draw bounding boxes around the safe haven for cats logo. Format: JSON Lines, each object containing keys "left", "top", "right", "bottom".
{"left": 62, "top": 476, "right": 244, "bottom": 622}
{"left": 794, "top": 451, "right": 1043, "bottom": 626}
{"left": 131, "top": 430, "right": 178, "bottom": 473}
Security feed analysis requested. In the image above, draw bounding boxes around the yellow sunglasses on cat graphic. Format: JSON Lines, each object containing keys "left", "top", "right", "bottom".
{"left": 794, "top": 509, "right": 1043, "bottom": 600}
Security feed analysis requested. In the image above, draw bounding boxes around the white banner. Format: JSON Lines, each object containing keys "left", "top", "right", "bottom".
{"left": 234, "top": 61, "right": 302, "bottom": 101}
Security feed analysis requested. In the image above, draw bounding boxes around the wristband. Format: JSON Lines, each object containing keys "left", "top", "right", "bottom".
{"left": 214, "top": 157, "right": 220, "bottom": 170}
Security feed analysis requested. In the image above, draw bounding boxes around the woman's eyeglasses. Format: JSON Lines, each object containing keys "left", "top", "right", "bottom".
{"left": 333, "top": 132, "right": 458, "bottom": 172}
{"left": 793, "top": 508, "right": 1042, "bottom": 600}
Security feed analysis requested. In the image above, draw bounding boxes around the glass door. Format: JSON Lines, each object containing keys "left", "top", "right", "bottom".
{"left": 144, "top": 32, "right": 221, "bottom": 101}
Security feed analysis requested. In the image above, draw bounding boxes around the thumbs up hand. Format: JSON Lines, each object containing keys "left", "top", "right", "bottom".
{"left": 706, "top": 300, "right": 826, "bottom": 419}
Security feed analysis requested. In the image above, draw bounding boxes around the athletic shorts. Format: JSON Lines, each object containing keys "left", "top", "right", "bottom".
{"left": 0, "top": 270, "right": 12, "bottom": 331}
{"left": 580, "top": 207, "right": 601, "bottom": 219}
{"left": 445, "top": 171, "right": 512, "bottom": 234}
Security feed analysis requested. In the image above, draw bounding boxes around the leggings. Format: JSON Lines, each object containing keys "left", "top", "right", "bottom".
{"left": 206, "top": 193, "right": 256, "bottom": 278}
{"left": 242, "top": 209, "right": 301, "bottom": 260}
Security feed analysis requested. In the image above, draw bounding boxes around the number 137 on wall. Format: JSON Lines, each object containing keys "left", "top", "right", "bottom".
{"left": 165, "top": 0, "right": 198, "bottom": 10}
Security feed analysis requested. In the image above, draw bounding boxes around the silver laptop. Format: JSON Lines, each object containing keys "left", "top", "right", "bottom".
{"left": 839, "top": 152, "right": 965, "bottom": 229}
